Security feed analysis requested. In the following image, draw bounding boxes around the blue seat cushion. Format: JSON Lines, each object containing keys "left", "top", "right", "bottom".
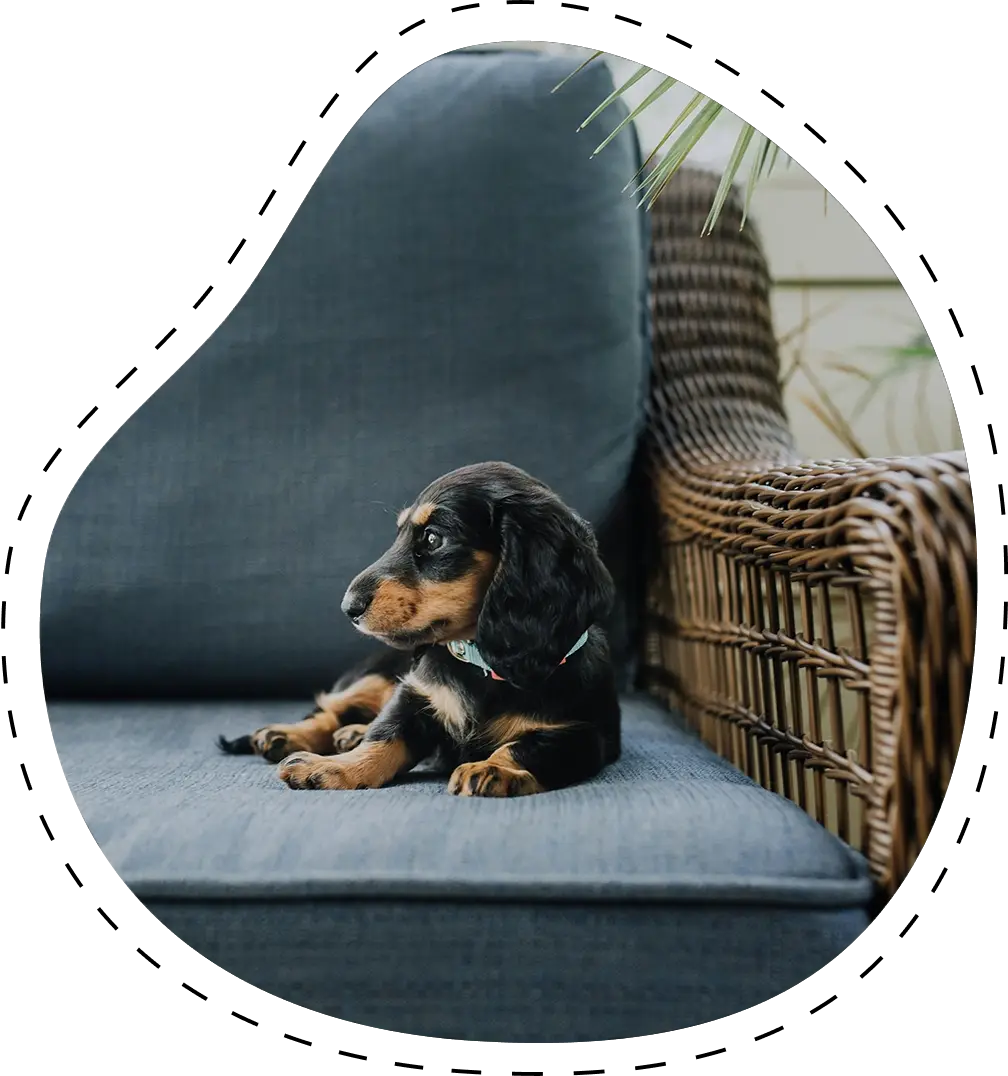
{"left": 40, "top": 49, "right": 651, "bottom": 699}
{"left": 50, "top": 694, "right": 872, "bottom": 1041}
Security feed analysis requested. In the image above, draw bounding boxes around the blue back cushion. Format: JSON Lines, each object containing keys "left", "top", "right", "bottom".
{"left": 41, "top": 50, "right": 651, "bottom": 698}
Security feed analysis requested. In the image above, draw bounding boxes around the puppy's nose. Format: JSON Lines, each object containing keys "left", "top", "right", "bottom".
{"left": 341, "top": 589, "right": 372, "bottom": 624}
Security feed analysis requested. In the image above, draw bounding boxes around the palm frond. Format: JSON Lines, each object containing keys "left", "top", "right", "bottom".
{"left": 861, "top": 334, "right": 937, "bottom": 362}
{"left": 591, "top": 75, "right": 677, "bottom": 158}
{"left": 624, "top": 89, "right": 706, "bottom": 193}
{"left": 637, "top": 99, "right": 724, "bottom": 211}
{"left": 766, "top": 142, "right": 781, "bottom": 178}
{"left": 703, "top": 123, "right": 755, "bottom": 235}
{"left": 551, "top": 50, "right": 604, "bottom": 95}
{"left": 557, "top": 54, "right": 795, "bottom": 232}
{"left": 576, "top": 64, "right": 651, "bottom": 132}
{"left": 742, "top": 134, "right": 773, "bottom": 229}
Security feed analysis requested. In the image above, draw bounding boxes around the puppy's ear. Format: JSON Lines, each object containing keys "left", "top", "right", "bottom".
{"left": 475, "top": 500, "right": 615, "bottom": 689}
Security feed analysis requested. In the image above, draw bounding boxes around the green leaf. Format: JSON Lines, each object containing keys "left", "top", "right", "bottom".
{"left": 624, "top": 90, "right": 706, "bottom": 193}
{"left": 742, "top": 134, "right": 773, "bottom": 228}
{"left": 702, "top": 122, "right": 755, "bottom": 235}
{"left": 592, "top": 75, "right": 677, "bottom": 157}
{"left": 551, "top": 50, "right": 604, "bottom": 94}
{"left": 866, "top": 344, "right": 937, "bottom": 361}
{"left": 641, "top": 98, "right": 718, "bottom": 211}
{"left": 628, "top": 93, "right": 714, "bottom": 201}
{"left": 765, "top": 142, "right": 781, "bottom": 178}
{"left": 577, "top": 64, "right": 652, "bottom": 131}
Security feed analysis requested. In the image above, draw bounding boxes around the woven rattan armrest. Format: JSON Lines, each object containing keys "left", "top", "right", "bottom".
{"left": 639, "top": 170, "right": 976, "bottom": 895}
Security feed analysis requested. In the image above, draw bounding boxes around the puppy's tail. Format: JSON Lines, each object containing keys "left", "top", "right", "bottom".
{"left": 216, "top": 733, "right": 256, "bottom": 755}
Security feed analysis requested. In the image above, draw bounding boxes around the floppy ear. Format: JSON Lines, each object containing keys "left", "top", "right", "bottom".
{"left": 475, "top": 499, "right": 615, "bottom": 689}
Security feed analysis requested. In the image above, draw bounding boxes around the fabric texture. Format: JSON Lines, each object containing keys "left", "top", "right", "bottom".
{"left": 50, "top": 695, "right": 870, "bottom": 1040}
{"left": 40, "top": 49, "right": 651, "bottom": 699}
{"left": 149, "top": 899, "right": 866, "bottom": 1043}
{"left": 50, "top": 697, "right": 870, "bottom": 900}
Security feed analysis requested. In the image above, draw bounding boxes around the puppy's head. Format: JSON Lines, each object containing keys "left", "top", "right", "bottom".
{"left": 342, "top": 462, "right": 615, "bottom": 688}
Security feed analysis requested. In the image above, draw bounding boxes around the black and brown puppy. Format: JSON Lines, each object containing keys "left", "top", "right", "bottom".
{"left": 219, "top": 462, "right": 620, "bottom": 796}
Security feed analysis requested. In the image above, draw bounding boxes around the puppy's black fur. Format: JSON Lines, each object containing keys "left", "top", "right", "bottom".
{"left": 219, "top": 462, "right": 621, "bottom": 796}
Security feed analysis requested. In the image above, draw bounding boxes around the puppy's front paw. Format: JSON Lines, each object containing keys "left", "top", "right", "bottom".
{"left": 332, "top": 724, "right": 368, "bottom": 755}
{"left": 277, "top": 752, "right": 358, "bottom": 790}
{"left": 448, "top": 760, "right": 543, "bottom": 798}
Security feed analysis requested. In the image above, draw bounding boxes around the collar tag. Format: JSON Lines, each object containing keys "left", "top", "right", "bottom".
{"left": 444, "top": 630, "right": 589, "bottom": 682}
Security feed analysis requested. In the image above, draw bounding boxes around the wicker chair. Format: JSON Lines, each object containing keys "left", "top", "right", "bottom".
{"left": 639, "top": 169, "right": 976, "bottom": 898}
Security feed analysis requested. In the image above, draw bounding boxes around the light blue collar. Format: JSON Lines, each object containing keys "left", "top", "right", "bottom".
{"left": 445, "top": 629, "right": 589, "bottom": 682}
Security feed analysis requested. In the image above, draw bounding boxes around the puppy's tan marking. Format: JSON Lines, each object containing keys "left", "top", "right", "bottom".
{"left": 411, "top": 502, "right": 436, "bottom": 526}
{"left": 278, "top": 738, "right": 412, "bottom": 790}
{"left": 396, "top": 507, "right": 411, "bottom": 528}
{"left": 481, "top": 714, "right": 573, "bottom": 749}
{"left": 313, "top": 674, "right": 396, "bottom": 721}
{"left": 251, "top": 713, "right": 338, "bottom": 763}
{"left": 447, "top": 744, "right": 543, "bottom": 798}
{"left": 413, "top": 552, "right": 495, "bottom": 632}
{"left": 364, "top": 552, "right": 496, "bottom": 638}
{"left": 250, "top": 674, "right": 395, "bottom": 763}
{"left": 403, "top": 670, "right": 470, "bottom": 740}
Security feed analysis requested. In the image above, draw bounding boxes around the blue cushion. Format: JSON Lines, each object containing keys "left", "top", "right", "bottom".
{"left": 50, "top": 694, "right": 871, "bottom": 1040}
{"left": 40, "top": 49, "right": 650, "bottom": 698}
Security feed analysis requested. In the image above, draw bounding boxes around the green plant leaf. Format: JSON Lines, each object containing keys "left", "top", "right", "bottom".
{"left": 632, "top": 102, "right": 710, "bottom": 202}
{"left": 742, "top": 134, "right": 773, "bottom": 228}
{"left": 558, "top": 54, "right": 792, "bottom": 231}
{"left": 551, "top": 50, "right": 604, "bottom": 94}
{"left": 624, "top": 90, "right": 706, "bottom": 193}
{"left": 592, "top": 75, "right": 677, "bottom": 157}
{"left": 643, "top": 101, "right": 724, "bottom": 209}
{"left": 765, "top": 142, "right": 781, "bottom": 178}
{"left": 703, "top": 122, "right": 756, "bottom": 235}
{"left": 637, "top": 99, "right": 723, "bottom": 209}
{"left": 577, "top": 64, "right": 652, "bottom": 131}
{"left": 866, "top": 345, "right": 937, "bottom": 361}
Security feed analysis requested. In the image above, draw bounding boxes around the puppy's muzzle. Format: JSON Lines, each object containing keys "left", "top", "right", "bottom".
{"left": 341, "top": 580, "right": 375, "bottom": 625}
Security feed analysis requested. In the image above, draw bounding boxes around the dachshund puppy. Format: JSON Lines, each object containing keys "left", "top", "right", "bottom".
{"left": 218, "top": 462, "right": 620, "bottom": 796}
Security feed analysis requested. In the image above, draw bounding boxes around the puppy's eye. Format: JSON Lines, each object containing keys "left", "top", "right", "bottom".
{"left": 422, "top": 528, "right": 443, "bottom": 552}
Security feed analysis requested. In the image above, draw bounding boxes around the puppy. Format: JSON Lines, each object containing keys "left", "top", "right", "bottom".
{"left": 218, "top": 462, "right": 621, "bottom": 796}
